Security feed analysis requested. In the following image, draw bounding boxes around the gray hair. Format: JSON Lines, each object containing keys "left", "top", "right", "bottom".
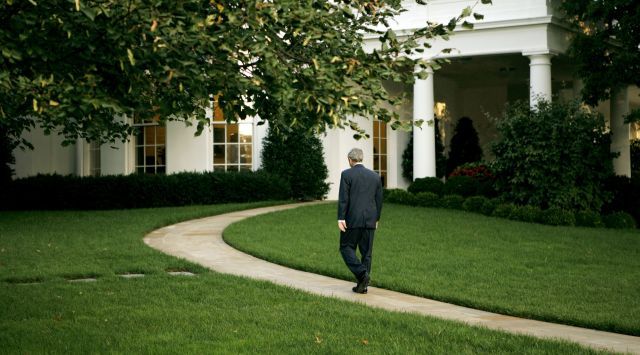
{"left": 348, "top": 148, "right": 363, "bottom": 162}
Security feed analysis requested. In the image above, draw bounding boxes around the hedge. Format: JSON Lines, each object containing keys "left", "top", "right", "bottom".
{"left": 383, "top": 189, "right": 636, "bottom": 230}
{"left": 3, "top": 171, "right": 291, "bottom": 210}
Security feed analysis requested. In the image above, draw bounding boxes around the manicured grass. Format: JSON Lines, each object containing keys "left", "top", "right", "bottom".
{"left": 0, "top": 203, "right": 605, "bottom": 353}
{"left": 224, "top": 203, "right": 640, "bottom": 336}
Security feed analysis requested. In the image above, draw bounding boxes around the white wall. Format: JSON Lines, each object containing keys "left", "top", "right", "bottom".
{"left": 12, "top": 128, "right": 76, "bottom": 178}
{"left": 166, "top": 120, "right": 212, "bottom": 173}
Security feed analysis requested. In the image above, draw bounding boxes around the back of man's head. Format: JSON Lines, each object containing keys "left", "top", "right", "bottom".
{"left": 348, "top": 148, "right": 363, "bottom": 162}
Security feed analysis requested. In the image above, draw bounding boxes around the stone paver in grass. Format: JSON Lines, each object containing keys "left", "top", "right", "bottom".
{"left": 167, "top": 271, "right": 196, "bottom": 276}
{"left": 67, "top": 278, "right": 98, "bottom": 283}
{"left": 118, "top": 273, "right": 146, "bottom": 279}
{"left": 144, "top": 202, "right": 640, "bottom": 355}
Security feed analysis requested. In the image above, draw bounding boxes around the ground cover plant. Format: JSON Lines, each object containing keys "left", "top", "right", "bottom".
{"left": 224, "top": 203, "right": 640, "bottom": 336}
{"left": 0, "top": 203, "right": 603, "bottom": 353}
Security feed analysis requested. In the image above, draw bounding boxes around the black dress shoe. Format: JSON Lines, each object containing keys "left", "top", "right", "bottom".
{"left": 354, "top": 273, "right": 370, "bottom": 294}
{"left": 352, "top": 286, "right": 368, "bottom": 294}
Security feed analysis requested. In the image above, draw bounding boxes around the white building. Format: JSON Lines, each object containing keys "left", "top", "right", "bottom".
{"left": 12, "top": 0, "right": 640, "bottom": 200}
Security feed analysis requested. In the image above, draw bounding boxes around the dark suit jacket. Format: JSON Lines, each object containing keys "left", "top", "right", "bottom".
{"left": 337, "top": 164, "right": 383, "bottom": 229}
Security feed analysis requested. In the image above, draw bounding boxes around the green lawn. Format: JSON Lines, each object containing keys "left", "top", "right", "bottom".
{"left": 224, "top": 203, "right": 640, "bottom": 336}
{"left": 0, "top": 203, "right": 605, "bottom": 353}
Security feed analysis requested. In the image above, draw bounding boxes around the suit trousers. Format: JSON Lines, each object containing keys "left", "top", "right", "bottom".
{"left": 339, "top": 228, "right": 375, "bottom": 281}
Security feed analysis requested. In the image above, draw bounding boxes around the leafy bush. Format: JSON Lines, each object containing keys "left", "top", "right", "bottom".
{"left": 631, "top": 139, "right": 640, "bottom": 173}
{"left": 384, "top": 189, "right": 416, "bottom": 205}
{"left": 492, "top": 100, "right": 616, "bottom": 211}
{"left": 510, "top": 205, "right": 543, "bottom": 223}
{"left": 415, "top": 192, "right": 441, "bottom": 208}
{"left": 449, "top": 162, "right": 497, "bottom": 197}
{"left": 261, "top": 127, "right": 329, "bottom": 200}
{"left": 540, "top": 207, "right": 576, "bottom": 227}
{"left": 480, "top": 198, "right": 499, "bottom": 216}
{"left": 408, "top": 177, "right": 444, "bottom": 196}
{"left": 462, "top": 196, "right": 487, "bottom": 213}
{"left": 402, "top": 119, "right": 447, "bottom": 180}
{"left": 602, "top": 175, "right": 640, "bottom": 227}
{"left": 575, "top": 210, "right": 604, "bottom": 228}
{"left": 444, "top": 175, "right": 479, "bottom": 197}
{"left": 493, "top": 203, "right": 517, "bottom": 219}
{"left": 3, "top": 171, "right": 291, "bottom": 210}
{"left": 442, "top": 194, "right": 464, "bottom": 210}
{"left": 446, "top": 117, "right": 483, "bottom": 175}
{"left": 602, "top": 212, "right": 636, "bottom": 229}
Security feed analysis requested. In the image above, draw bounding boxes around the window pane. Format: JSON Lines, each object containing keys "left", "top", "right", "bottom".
{"left": 135, "top": 127, "right": 144, "bottom": 144}
{"left": 373, "top": 157, "right": 379, "bottom": 171}
{"left": 145, "top": 146, "right": 155, "bottom": 165}
{"left": 240, "top": 165, "right": 251, "bottom": 172}
{"left": 227, "top": 145, "right": 239, "bottom": 164}
{"left": 373, "top": 121, "right": 380, "bottom": 139}
{"left": 145, "top": 166, "right": 155, "bottom": 174}
{"left": 145, "top": 126, "right": 155, "bottom": 145}
{"left": 227, "top": 165, "right": 239, "bottom": 172}
{"left": 213, "top": 165, "right": 226, "bottom": 172}
{"left": 381, "top": 138, "right": 387, "bottom": 154}
{"left": 157, "top": 147, "right": 165, "bottom": 166}
{"left": 240, "top": 144, "right": 252, "bottom": 164}
{"left": 156, "top": 126, "right": 166, "bottom": 144}
{"left": 137, "top": 147, "right": 144, "bottom": 166}
{"left": 239, "top": 123, "right": 252, "bottom": 143}
{"left": 381, "top": 172, "right": 387, "bottom": 188}
{"left": 137, "top": 167, "right": 145, "bottom": 174}
{"left": 213, "top": 145, "right": 225, "bottom": 164}
{"left": 380, "top": 122, "right": 387, "bottom": 136}
{"left": 381, "top": 155, "right": 387, "bottom": 170}
{"left": 156, "top": 167, "right": 166, "bottom": 174}
{"left": 227, "top": 124, "right": 239, "bottom": 143}
{"left": 213, "top": 126, "right": 225, "bottom": 143}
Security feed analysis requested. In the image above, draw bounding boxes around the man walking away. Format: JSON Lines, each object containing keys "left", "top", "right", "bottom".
{"left": 337, "top": 148, "right": 383, "bottom": 294}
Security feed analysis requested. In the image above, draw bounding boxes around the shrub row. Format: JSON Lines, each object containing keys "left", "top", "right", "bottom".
{"left": 384, "top": 189, "right": 636, "bottom": 229}
{"left": 3, "top": 171, "right": 291, "bottom": 210}
{"left": 408, "top": 176, "right": 496, "bottom": 198}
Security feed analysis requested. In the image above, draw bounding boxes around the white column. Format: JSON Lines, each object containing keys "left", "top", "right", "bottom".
{"left": 413, "top": 65, "right": 436, "bottom": 179}
{"left": 525, "top": 53, "right": 553, "bottom": 108}
{"left": 610, "top": 87, "right": 631, "bottom": 177}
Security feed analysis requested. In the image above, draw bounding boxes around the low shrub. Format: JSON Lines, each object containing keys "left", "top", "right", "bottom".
{"left": 442, "top": 194, "right": 464, "bottom": 210}
{"left": 493, "top": 203, "right": 517, "bottom": 219}
{"left": 602, "top": 212, "right": 636, "bottom": 229}
{"left": 4, "top": 171, "right": 291, "bottom": 210}
{"left": 480, "top": 198, "right": 499, "bottom": 216}
{"left": 444, "top": 176, "right": 479, "bottom": 197}
{"left": 602, "top": 175, "right": 640, "bottom": 227}
{"left": 462, "top": 196, "right": 487, "bottom": 213}
{"left": 449, "top": 163, "right": 497, "bottom": 198}
{"left": 540, "top": 207, "right": 576, "bottom": 226}
{"left": 408, "top": 177, "right": 444, "bottom": 196}
{"left": 575, "top": 210, "right": 604, "bottom": 228}
{"left": 415, "top": 192, "right": 441, "bottom": 208}
{"left": 510, "top": 205, "right": 543, "bottom": 223}
{"left": 384, "top": 189, "right": 416, "bottom": 205}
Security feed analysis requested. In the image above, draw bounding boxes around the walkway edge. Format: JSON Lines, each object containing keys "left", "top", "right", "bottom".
{"left": 143, "top": 202, "right": 640, "bottom": 354}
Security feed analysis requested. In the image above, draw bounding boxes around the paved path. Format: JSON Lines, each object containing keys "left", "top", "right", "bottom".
{"left": 144, "top": 202, "right": 640, "bottom": 354}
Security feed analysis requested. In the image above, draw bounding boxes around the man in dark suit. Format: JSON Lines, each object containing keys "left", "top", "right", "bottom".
{"left": 337, "top": 148, "right": 383, "bottom": 294}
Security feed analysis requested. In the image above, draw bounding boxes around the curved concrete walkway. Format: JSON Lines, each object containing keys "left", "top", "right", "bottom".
{"left": 144, "top": 202, "right": 640, "bottom": 354}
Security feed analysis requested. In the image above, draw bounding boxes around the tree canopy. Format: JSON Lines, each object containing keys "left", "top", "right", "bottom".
{"left": 0, "top": 0, "right": 490, "bottom": 150}
{"left": 561, "top": 0, "right": 640, "bottom": 122}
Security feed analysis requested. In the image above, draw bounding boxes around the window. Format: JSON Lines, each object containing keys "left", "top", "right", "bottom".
{"left": 134, "top": 123, "right": 166, "bottom": 174}
{"left": 373, "top": 120, "right": 387, "bottom": 187}
{"left": 89, "top": 141, "right": 101, "bottom": 177}
{"left": 212, "top": 102, "right": 253, "bottom": 172}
